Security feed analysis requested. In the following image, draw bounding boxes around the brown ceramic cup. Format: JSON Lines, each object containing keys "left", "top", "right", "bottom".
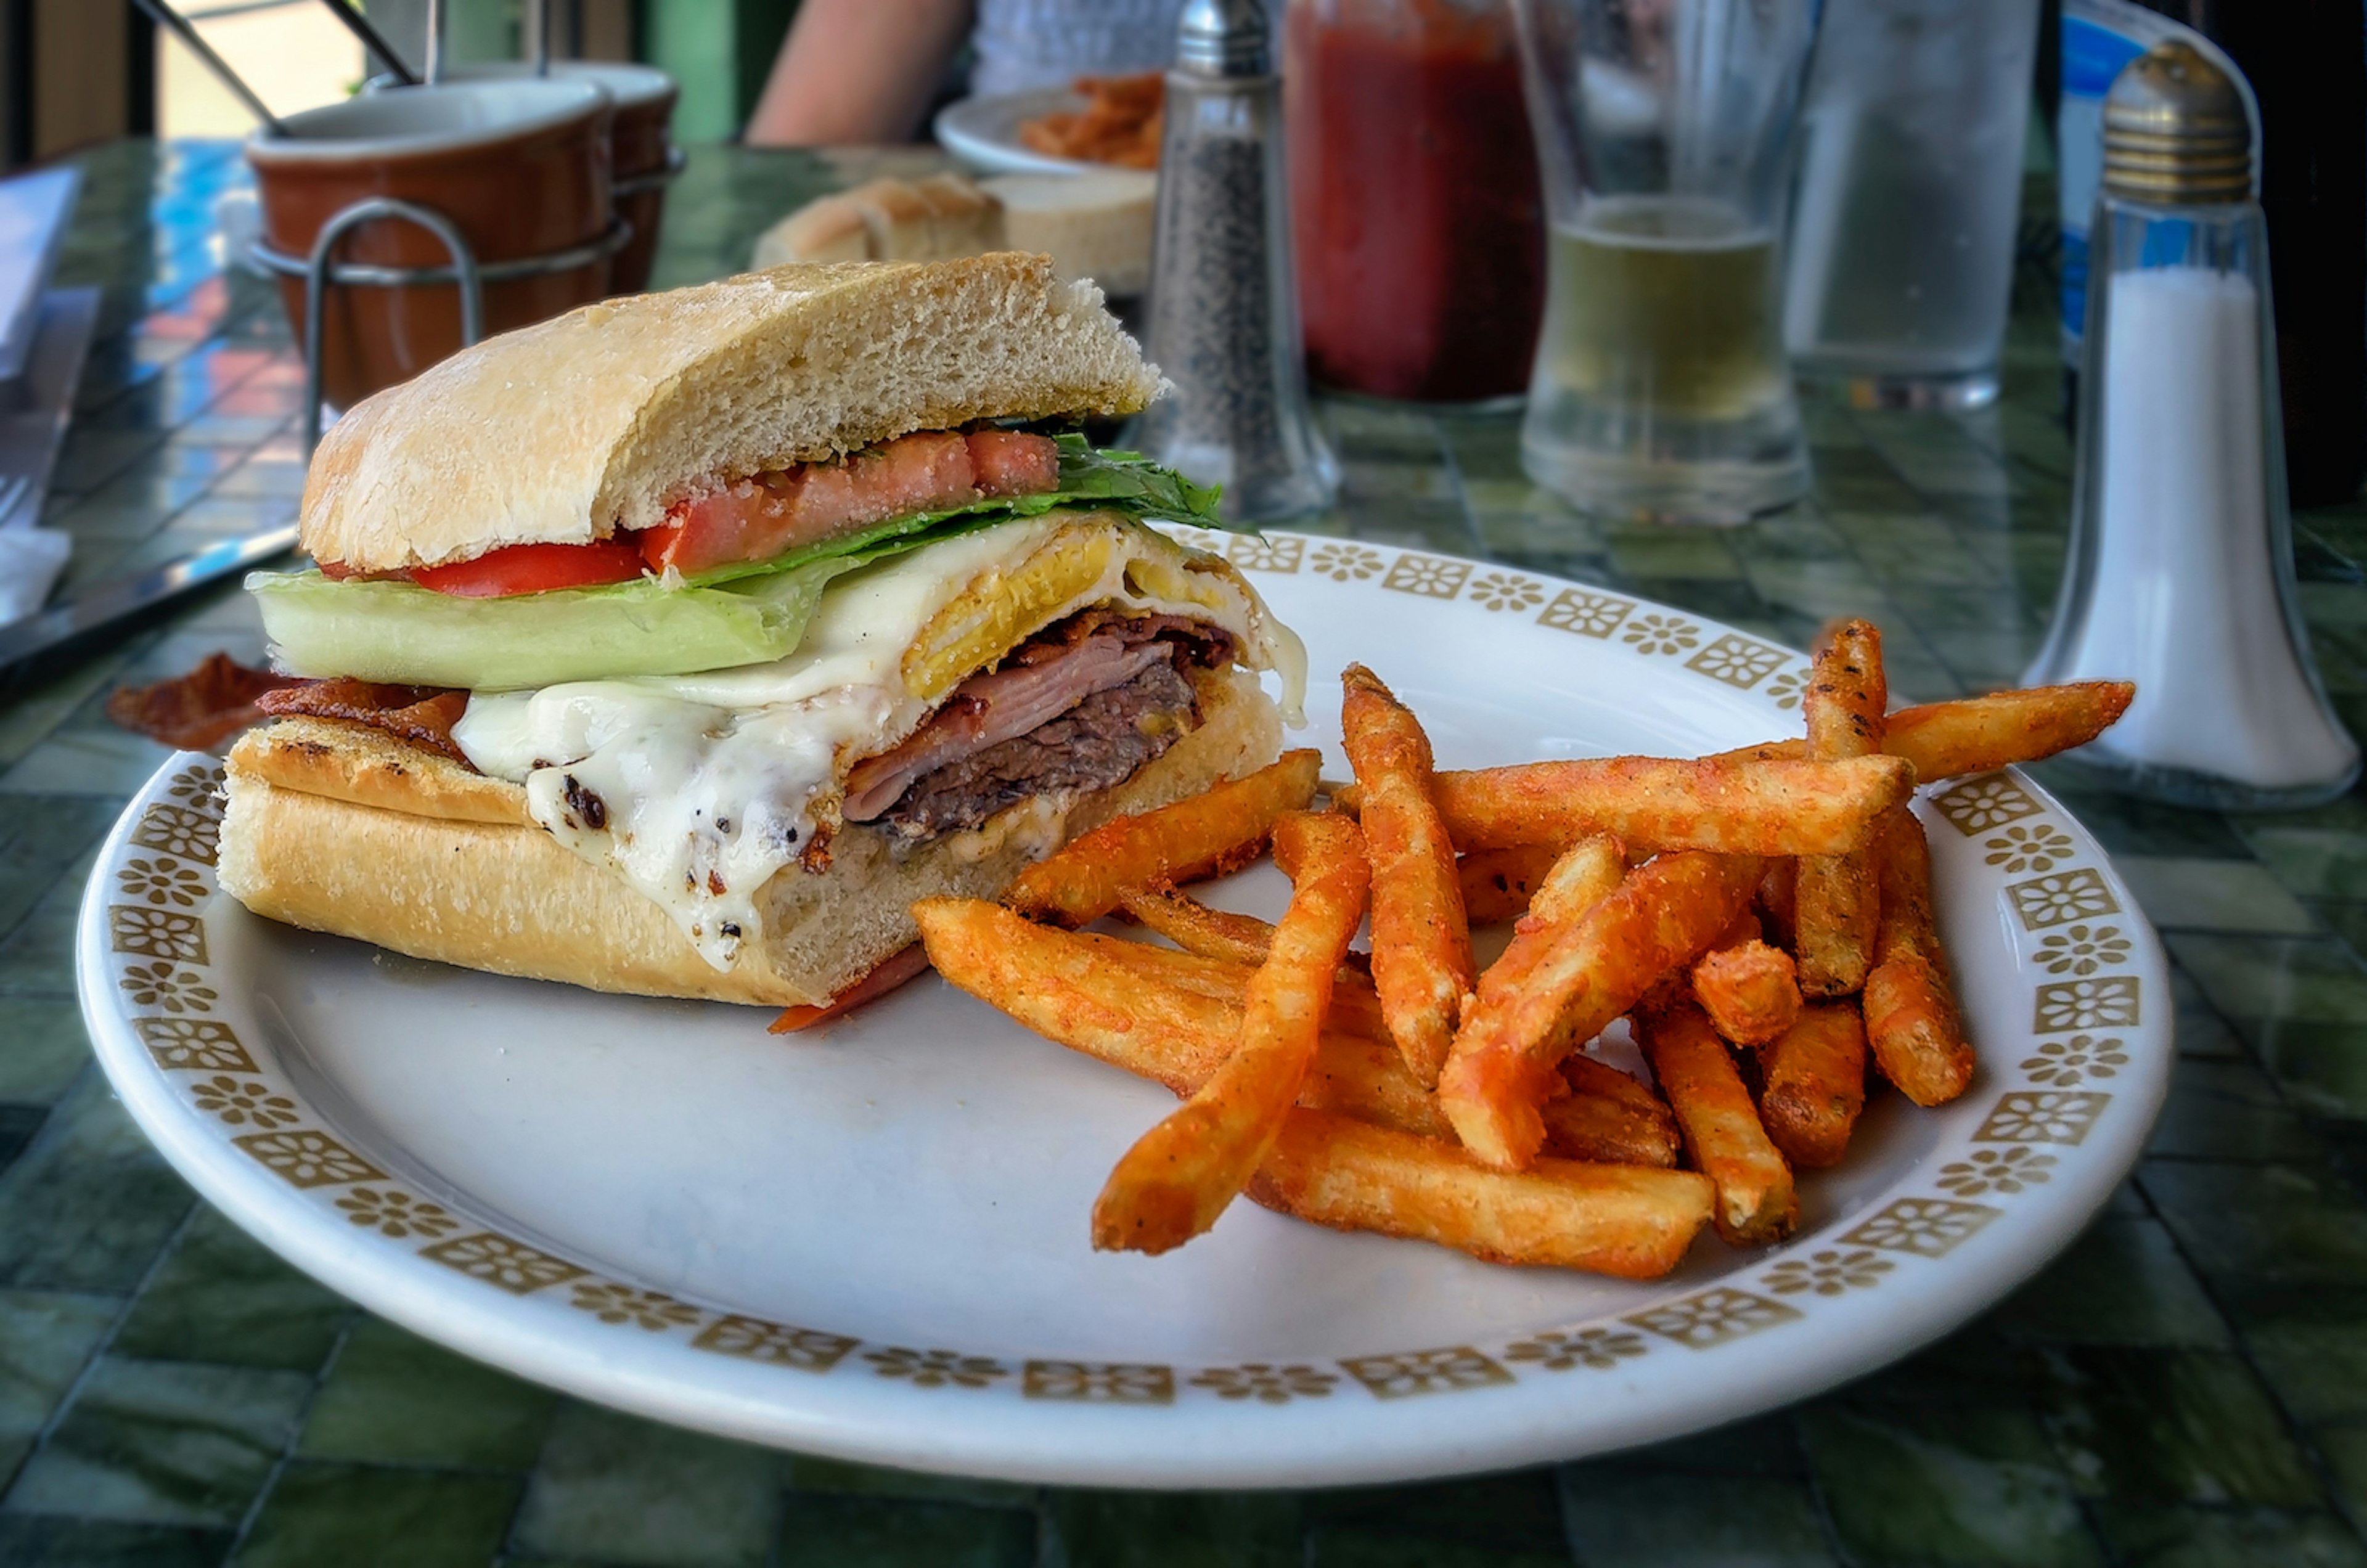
{"left": 247, "top": 80, "right": 614, "bottom": 412}
{"left": 376, "top": 62, "right": 679, "bottom": 295}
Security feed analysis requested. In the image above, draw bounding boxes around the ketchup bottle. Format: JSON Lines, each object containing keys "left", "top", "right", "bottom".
{"left": 1285, "top": 0, "right": 1545, "bottom": 402}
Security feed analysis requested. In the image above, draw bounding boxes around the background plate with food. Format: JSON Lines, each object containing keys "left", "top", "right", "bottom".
{"left": 936, "top": 75, "right": 1164, "bottom": 176}
{"left": 77, "top": 540, "right": 2168, "bottom": 1487}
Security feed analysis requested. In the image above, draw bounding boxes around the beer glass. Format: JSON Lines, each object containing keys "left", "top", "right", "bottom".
{"left": 1512, "top": 0, "right": 1820, "bottom": 523}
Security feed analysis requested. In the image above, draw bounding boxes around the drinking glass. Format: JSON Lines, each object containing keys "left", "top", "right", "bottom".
{"left": 1511, "top": 0, "right": 1820, "bottom": 524}
{"left": 1781, "top": 0, "right": 2041, "bottom": 409}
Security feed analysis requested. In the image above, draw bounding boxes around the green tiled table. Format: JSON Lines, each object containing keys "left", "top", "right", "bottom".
{"left": 2, "top": 137, "right": 2365, "bottom": 1567}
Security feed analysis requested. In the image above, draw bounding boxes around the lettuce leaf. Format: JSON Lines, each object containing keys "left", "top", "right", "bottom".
{"left": 251, "top": 441, "right": 1237, "bottom": 690}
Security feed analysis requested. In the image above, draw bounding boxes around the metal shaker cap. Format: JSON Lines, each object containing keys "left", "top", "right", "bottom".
{"left": 2103, "top": 39, "right": 2252, "bottom": 205}
{"left": 1175, "top": 0, "right": 1270, "bottom": 76}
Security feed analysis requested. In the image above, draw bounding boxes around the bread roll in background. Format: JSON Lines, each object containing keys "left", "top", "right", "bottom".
{"left": 751, "top": 171, "right": 1156, "bottom": 296}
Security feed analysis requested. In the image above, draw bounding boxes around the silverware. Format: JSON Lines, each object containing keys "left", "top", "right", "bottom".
{"left": 0, "top": 475, "right": 35, "bottom": 529}
{"left": 0, "top": 525, "right": 298, "bottom": 674}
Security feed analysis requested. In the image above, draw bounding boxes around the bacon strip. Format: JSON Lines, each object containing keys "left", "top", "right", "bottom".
{"left": 107, "top": 653, "right": 306, "bottom": 752}
{"left": 255, "top": 679, "right": 473, "bottom": 764}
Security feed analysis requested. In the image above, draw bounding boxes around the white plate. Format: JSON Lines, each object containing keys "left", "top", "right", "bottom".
{"left": 79, "top": 534, "right": 2169, "bottom": 1488}
{"left": 934, "top": 88, "right": 1134, "bottom": 177}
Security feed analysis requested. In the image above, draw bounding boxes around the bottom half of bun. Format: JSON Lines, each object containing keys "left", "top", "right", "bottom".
{"left": 218, "top": 666, "right": 1283, "bottom": 1009}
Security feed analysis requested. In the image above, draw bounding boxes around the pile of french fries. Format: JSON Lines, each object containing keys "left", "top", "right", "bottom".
{"left": 914, "top": 623, "right": 2133, "bottom": 1278}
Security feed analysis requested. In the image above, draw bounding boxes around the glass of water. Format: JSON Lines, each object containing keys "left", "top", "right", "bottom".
{"left": 1511, "top": 0, "right": 1820, "bottom": 525}
{"left": 1781, "top": 0, "right": 2042, "bottom": 409}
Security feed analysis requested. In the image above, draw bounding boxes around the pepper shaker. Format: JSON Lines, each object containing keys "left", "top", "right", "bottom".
{"left": 2024, "top": 41, "right": 2358, "bottom": 808}
{"left": 1127, "top": 0, "right": 1338, "bottom": 521}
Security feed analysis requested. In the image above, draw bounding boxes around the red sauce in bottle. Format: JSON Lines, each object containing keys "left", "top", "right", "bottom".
{"left": 1286, "top": 0, "right": 1545, "bottom": 402}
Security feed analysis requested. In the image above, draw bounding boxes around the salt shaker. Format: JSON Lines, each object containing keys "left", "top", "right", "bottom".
{"left": 2024, "top": 41, "right": 2358, "bottom": 809}
{"left": 1127, "top": 0, "right": 1338, "bottom": 520}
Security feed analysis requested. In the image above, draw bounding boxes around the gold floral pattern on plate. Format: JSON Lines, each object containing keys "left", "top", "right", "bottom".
{"left": 1382, "top": 552, "right": 1471, "bottom": 599}
{"left": 109, "top": 905, "right": 206, "bottom": 965}
{"left": 1468, "top": 571, "right": 1545, "bottom": 613}
{"left": 134, "top": 1017, "right": 254, "bottom": 1073}
{"left": 166, "top": 763, "right": 227, "bottom": 812}
{"left": 1764, "top": 666, "right": 1809, "bottom": 710}
{"left": 1307, "top": 542, "right": 1386, "bottom": 582}
{"left": 1619, "top": 612, "right": 1703, "bottom": 658}
{"left": 131, "top": 802, "right": 219, "bottom": 865}
{"left": 1935, "top": 1147, "right": 2057, "bottom": 1198}
{"left": 1188, "top": 1363, "right": 1338, "bottom": 1403}
{"left": 1762, "top": 1249, "right": 1894, "bottom": 1297}
{"left": 570, "top": 1282, "right": 701, "bottom": 1331}
{"left": 1023, "top": 1362, "right": 1176, "bottom": 1405}
{"left": 190, "top": 1074, "right": 298, "bottom": 1130}
{"left": 120, "top": 961, "right": 217, "bottom": 1016}
{"left": 1685, "top": 634, "right": 1788, "bottom": 690}
{"left": 2008, "top": 869, "right": 2120, "bottom": 931}
{"left": 118, "top": 855, "right": 204, "bottom": 909}
{"left": 2036, "top": 925, "right": 2131, "bottom": 978}
{"left": 865, "top": 1347, "right": 1008, "bottom": 1389}
{"left": 1503, "top": 1328, "right": 1647, "bottom": 1371}
{"left": 1537, "top": 587, "right": 1634, "bottom": 639}
{"left": 1338, "top": 1347, "right": 1515, "bottom": 1399}
{"left": 232, "top": 1129, "right": 386, "bottom": 1189}
{"left": 1625, "top": 1289, "right": 1802, "bottom": 1349}
{"left": 1933, "top": 773, "right": 2044, "bottom": 835}
{"left": 1837, "top": 1198, "right": 2003, "bottom": 1259}
{"left": 334, "top": 1186, "right": 459, "bottom": 1239}
{"left": 419, "top": 1231, "right": 589, "bottom": 1296}
{"left": 2035, "top": 977, "right": 2141, "bottom": 1033}
{"left": 1984, "top": 823, "right": 2077, "bottom": 875}
{"left": 690, "top": 1316, "right": 860, "bottom": 1373}
{"left": 1975, "top": 1091, "right": 2112, "bottom": 1146}
{"left": 2021, "top": 1034, "right": 2127, "bottom": 1087}
{"left": 1225, "top": 535, "right": 1302, "bottom": 574}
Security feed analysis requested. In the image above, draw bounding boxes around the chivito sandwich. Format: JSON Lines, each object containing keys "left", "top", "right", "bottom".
{"left": 219, "top": 254, "right": 1304, "bottom": 1011}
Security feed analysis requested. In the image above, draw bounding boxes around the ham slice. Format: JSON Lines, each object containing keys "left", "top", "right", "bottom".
{"left": 841, "top": 630, "right": 1173, "bottom": 822}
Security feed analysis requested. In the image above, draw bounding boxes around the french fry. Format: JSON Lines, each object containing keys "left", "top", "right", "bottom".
{"left": 1757, "top": 1002, "right": 1868, "bottom": 1169}
{"left": 1117, "top": 885, "right": 1373, "bottom": 982}
{"left": 1458, "top": 844, "right": 1563, "bottom": 925}
{"left": 1340, "top": 664, "right": 1474, "bottom": 1088}
{"left": 1690, "top": 912, "right": 1801, "bottom": 1047}
{"left": 1002, "top": 749, "right": 1322, "bottom": 926}
{"left": 1349, "top": 754, "right": 1911, "bottom": 857}
{"left": 1633, "top": 992, "right": 1797, "bottom": 1246}
{"left": 1862, "top": 811, "right": 1974, "bottom": 1106}
{"left": 1546, "top": 1055, "right": 1681, "bottom": 1167}
{"left": 914, "top": 897, "right": 1454, "bottom": 1140}
{"left": 1246, "top": 1109, "right": 1714, "bottom": 1278}
{"left": 1439, "top": 851, "right": 1764, "bottom": 1170}
{"left": 1711, "top": 681, "right": 2136, "bottom": 782}
{"left": 1526, "top": 834, "right": 1629, "bottom": 926}
{"left": 1092, "top": 814, "right": 1371, "bottom": 1254}
{"left": 1796, "top": 619, "right": 1886, "bottom": 996}
{"left": 1757, "top": 858, "right": 1798, "bottom": 953}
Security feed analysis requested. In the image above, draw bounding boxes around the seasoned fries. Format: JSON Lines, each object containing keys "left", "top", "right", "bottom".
{"left": 1457, "top": 844, "right": 1562, "bottom": 925}
{"left": 1548, "top": 1055, "right": 1682, "bottom": 1168}
{"left": 1248, "top": 1109, "right": 1713, "bottom": 1278}
{"left": 1758, "top": 1003, "right": 1869, "bottom": 1169}
{"left": 1441, "top": 851, "right": 1764, "bottom": 1170}
{"left": 1712, "top": 680, "right": 2136, "bottom": 782}
{"left": 1690, "top": 914, "right": 1801, "bottom": 1047}
{"left": 1796, "top": 620, "right": 1887, "bottom": 996}
{"left": 1004, "top": 749, "right": 1320, "bottom": 926}
{"left": 1378, "top": 754, "right": 1911, "bottom": 857}
{"left": 1863, "top": 810, "right": 1974, "bottom": 1106}
{"left": 1092, "top": 814, "right": 1370, "bottom": 1254}
{"left": 1339, "top": 665, "right": 1474, "bottom": 1087}
{"left": 907, "top": 631, "right": 2127, "bottom": 1281}
{"left": 1636, "top": 992, "right": 1798, "bottom": 1246}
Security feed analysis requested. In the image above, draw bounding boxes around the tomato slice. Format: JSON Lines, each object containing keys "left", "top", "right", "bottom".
{"left": 409, "top": 540, "right": 648, "bottom": 598}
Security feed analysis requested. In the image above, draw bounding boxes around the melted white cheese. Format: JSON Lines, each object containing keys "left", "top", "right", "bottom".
{"left": 451, "top": 517, "right": 1299, "bottom": 971}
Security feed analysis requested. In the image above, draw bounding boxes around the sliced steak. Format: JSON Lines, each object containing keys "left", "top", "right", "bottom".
{"left": 876, "top": 659, "right": 1199, "bottom": 841}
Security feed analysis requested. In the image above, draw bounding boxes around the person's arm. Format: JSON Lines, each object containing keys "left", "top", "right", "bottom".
{"left": 745, "top": 0, "right": 976, "bottom": 146}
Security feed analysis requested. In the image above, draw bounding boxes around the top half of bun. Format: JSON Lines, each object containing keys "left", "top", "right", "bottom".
{"left": 301, "top": 253, "right": 1166, "bottom": 573}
